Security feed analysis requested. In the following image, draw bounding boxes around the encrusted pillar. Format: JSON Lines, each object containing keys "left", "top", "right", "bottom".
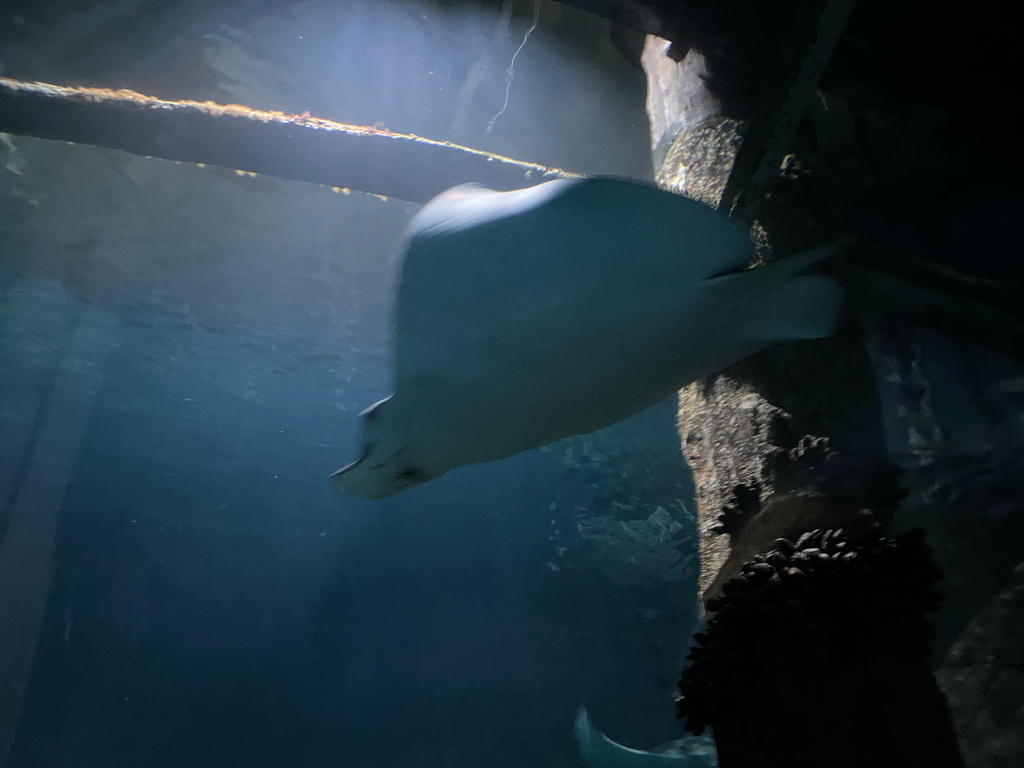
{"left": 639, "top": 5, "right": 967, "bottom": 763}
{"left": 677, "top": 527, "right": 964, "bottom": 768}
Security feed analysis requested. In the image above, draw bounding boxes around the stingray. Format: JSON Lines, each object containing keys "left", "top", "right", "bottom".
{"left": 574, "top": 706, "right": 717, "bottom": 768}
{"left": 333, "top": 177, "right": 842, "bottom": 499}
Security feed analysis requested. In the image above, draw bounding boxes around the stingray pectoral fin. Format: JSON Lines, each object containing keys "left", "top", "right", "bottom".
{"left": 740, "top": 273, "right": 844, "bottom": 342}
{"left": 574, "top": 706, "right": 691, "bottom": 768}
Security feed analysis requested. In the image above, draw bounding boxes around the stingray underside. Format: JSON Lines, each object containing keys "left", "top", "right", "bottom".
{"left": 390, "top": 177, "right": 758, "bottom": 388}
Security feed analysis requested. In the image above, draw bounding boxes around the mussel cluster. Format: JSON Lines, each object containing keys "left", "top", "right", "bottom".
{"left": 676, "top": 526, "right": 944, "bottom": 734}
{"left": 709, "top": 482, "right": 761, "bottom": 536}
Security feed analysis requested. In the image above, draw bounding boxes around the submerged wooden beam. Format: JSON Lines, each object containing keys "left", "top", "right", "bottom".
{"left": 0, "top": 77, "right": 577, "bottom": 203}
{"left": 721, "top": 0, "right": 855, "bottom": 221}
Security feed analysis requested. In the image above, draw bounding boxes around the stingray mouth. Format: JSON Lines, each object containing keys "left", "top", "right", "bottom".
{"left": 331, "top": 451, "right": 434, "bottom": 499}
{"left": 330, "top": 460, "right": 394, "bottom": 499}
{"left": 334, "top": 396, "right": 438, "bottom": 498}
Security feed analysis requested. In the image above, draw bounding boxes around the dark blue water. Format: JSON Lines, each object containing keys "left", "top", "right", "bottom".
{"left": 0, "top": 267, "right": 696, "bottom": 767}
{"left": 0, "top": 162, "right": 697, "bottom": 768}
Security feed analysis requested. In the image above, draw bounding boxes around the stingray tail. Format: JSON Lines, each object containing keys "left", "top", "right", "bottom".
{"left": 574, "top": 706, "right": 695, "bottom": 768}
{"left": 744, "top": 272, "right": 844, "bottom": 341}
{"left": 707, "top": 237, "right": 848, "bottom": 280}
{"left": 717, "top": 239, "right": 848, "bottom": 343}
